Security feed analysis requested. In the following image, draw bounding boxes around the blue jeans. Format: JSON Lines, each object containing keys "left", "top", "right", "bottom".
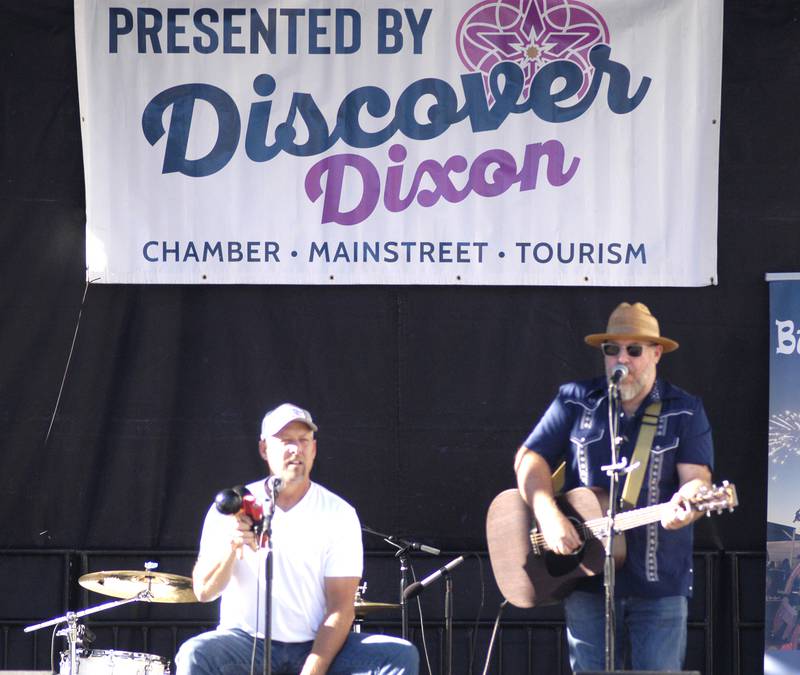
{"left": 563, "top": 591, "right": 688, "bottom": 672}
{"left": 175, "top": 627, "right": 419, "bottom": 675}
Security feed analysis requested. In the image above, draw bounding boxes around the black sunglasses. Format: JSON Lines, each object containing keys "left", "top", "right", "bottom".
{"left": 601, "top": 343, "right": 649, "bottom": 357}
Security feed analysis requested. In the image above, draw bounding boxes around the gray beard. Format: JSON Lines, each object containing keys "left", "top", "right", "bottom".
{"left": 618, "top": 380, "right": 645, "bottom": 402}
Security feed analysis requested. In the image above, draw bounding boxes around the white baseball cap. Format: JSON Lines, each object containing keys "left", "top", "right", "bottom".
{"left": 260, "top": 403, "right": 318, "bottom": 439}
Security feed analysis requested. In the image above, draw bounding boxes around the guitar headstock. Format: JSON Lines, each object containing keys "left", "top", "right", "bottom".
{"left": 690, "top": 481, "right": 738, "bottom": 515}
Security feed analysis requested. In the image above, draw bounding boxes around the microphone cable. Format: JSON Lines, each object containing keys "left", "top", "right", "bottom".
{"left": 412, "top": 553, "right": 484, "bottom": 675}
{"left": 408, "top": 562, "right": 434, "bottom": 675}
{"left": 481, "top": 599, "right": 508, "bottom": 675}
{"left": 50, "top": 620, "right": 62, "bottom": 674}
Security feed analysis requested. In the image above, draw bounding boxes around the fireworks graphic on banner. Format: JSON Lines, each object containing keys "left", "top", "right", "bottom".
{"left": 769, "top": 411, "right": 800, "bottom": 479}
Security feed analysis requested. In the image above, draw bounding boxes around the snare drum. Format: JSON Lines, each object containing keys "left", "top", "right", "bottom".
{"left": 59, "top": 649, "right": 171, "bottom": 675}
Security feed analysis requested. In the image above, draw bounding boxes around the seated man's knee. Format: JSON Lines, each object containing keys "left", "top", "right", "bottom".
{"left": 174, "top": 634, "right": 202, "bottom": 670}
{"left": 174, "top": 630, "right": 231, "bottom": 674}
{"left": 379, "top": 636, "right": 419, "bottom": 670}
{"left": 401, "top": 641, "right": 419, "bottom": 669}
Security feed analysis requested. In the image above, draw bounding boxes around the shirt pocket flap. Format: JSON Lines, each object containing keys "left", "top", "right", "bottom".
{"left": 652, "top": 437, "right": 680, "bottom": 455}
{"left": 570, "top": 428, "right": 605, "bottom": 448}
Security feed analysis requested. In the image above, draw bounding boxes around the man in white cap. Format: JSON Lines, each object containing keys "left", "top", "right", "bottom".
{"left": 176, "top": 403, "right": 419, "bottom": 674}
{"left": 514, "top": 303, "right": 714, "bottom": 672}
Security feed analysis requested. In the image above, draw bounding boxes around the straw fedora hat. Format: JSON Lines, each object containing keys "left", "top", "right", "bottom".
{"left": 584, "top": 302, "right": 679, "bottom": 353}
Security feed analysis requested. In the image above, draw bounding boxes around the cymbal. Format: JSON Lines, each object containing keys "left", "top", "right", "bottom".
{"left": 353, "top": 600, "right": 400, "bottom": 617}
{"left": 79, "top": 570, "right": 198, "bottom": 603}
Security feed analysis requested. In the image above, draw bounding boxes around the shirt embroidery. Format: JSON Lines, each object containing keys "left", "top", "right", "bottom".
{"left": 566, "top": 396, "right": 606, "bottom": 486}
{"left": 646, "top": 451, "right": 664, "bottom": 581}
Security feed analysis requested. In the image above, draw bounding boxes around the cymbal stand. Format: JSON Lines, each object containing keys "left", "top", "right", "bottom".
{"left": 62, "top": 614, "right": 79, "bottom": 674}
{"left": 352, "top": 583, "right": 368, "bottom": 634}
{"left": 24, "top": 592, "right": 148, "bottom": 674}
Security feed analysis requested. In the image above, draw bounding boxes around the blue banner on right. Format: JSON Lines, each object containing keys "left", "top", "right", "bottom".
{"left": 765, "top": 273, "right": 800, "bottom": 674}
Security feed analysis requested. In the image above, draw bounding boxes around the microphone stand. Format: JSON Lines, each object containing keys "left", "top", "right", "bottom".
{"left": 399, "top": 546, "right": 411, "bottom": 639}
{"left": 444, "top": 571, "right": 453, "bottom": 675}
{"left": 262, "top": 481, "right": 280, "bottom": 675}
{"left": 403, "top": 555, "right": 465, "bottom": 675}
{"left": 361, "top": 526, "right": 440, "bottom": 640}
{"left": 602, "top": 376, "right": 629, "bottom": 672}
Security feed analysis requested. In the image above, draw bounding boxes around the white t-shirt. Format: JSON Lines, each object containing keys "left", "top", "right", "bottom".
{"left": 197, "top": 480, "right": 363, "bottom": 642}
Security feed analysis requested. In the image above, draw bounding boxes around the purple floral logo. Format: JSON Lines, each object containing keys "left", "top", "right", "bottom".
{"left": 456, "top": 0, "right": 610, "bottom": 101}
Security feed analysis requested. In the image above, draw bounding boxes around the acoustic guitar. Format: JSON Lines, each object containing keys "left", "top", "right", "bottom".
{"left": 486, "top": 482, "right": 737, "bottom": 608}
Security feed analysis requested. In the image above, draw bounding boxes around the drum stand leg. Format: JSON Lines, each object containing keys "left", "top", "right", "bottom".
{"left": 57, "top": 613, "right": 94, "bottom": 674}
{"left": 60, "top": 613, "right": 80, "bottom": 675}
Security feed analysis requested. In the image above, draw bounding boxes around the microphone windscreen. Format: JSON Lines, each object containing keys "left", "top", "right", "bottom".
{"left": 403, "top": 581, "right": 423, "bottom": 600}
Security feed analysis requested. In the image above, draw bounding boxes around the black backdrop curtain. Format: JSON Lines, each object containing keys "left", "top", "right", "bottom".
{"left": 1, "top": 0, "right": 798, "bottom": 642}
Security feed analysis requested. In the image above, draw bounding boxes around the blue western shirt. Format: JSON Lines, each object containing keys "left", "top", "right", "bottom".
{"left": 523, "top": 377, "right": 714, "bottom": 598}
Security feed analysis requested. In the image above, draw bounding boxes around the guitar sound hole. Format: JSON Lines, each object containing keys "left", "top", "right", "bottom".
{"left": 540, "top": 517, "right": 586, "bottom": 577}
{"left": 542, "top": 548, "right": 583, "bottom": 577}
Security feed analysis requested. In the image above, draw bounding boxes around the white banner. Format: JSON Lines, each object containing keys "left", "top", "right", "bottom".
{"left": 75, "top": 0, "right": 722, "bottom": 285}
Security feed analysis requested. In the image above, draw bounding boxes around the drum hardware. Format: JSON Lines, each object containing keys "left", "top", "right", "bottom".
{"left": 24, "top": 562, "right": 196, "bottom": 675}
{"left": 353, "top": 600, "right": 401, "bottom": 616}
{"left": 351, "top": 581, "right": 400, "bottom": 632}
{"left": 78, "top": 564, "right": 198, "bottom": 603}
{"left": 58, "top": 649, "right": 170, "bottom": 675}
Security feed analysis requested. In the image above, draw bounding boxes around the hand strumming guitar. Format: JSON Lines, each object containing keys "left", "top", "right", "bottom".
{"left": 515, "top": 445, "right": 583, "bottom": 556}
{"left": 533, "top": 494, "right": 584, "bottom": 555}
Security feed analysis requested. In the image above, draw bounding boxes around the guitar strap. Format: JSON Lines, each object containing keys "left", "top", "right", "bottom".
{"left": 549, "top": 400, "right": 662, "bottom": 511}
{"left": 620, "top": 400, "right": 662, "bottom": 510}
{"left": 551, "top": 459, "right": 566, "bottom": 494}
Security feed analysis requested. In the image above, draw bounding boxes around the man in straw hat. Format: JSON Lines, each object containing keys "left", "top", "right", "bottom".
{"left": 514, "top": 303, "right": 714, "bottom": 672}
{"left": 177, "top": 403, "right": 419, "bottom": 675}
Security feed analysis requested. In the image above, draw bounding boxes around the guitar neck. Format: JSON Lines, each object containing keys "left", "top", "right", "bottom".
{"left": 529, "top": 482, "right": 736, "bottom": 552}
{"left": 532, "top": 500, "right": 672, "bottom": 549}
{"left": 585, "top": 501, "right": 672, "bottom": 535}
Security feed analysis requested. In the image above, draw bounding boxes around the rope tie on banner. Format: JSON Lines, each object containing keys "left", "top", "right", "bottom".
{"left": 44, "top": 277, "right": 97, "bottom": 447}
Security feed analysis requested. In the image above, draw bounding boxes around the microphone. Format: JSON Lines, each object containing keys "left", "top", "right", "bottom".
{"left": 609, "top": 363, "right": 629, "bottom": 385}
{"left": 403, "top": 556, "right": 465, "bottom": 600}
{"left": 267, "top": 475, "right": 283, "bottom": 499}
{"left": 360, "top": 526, "right": 441, "bottom": 556}
{"left": 409, "top": 541, "right": 441, "bottom": 556}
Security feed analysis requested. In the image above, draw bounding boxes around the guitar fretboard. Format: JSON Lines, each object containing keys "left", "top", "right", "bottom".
{"left": 528, "top": 502, "right": 673, "bottom": 551}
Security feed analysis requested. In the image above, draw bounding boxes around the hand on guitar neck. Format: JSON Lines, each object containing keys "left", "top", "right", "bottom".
{"left": 660, "top": 465, "right": 713, "bottom": 530}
